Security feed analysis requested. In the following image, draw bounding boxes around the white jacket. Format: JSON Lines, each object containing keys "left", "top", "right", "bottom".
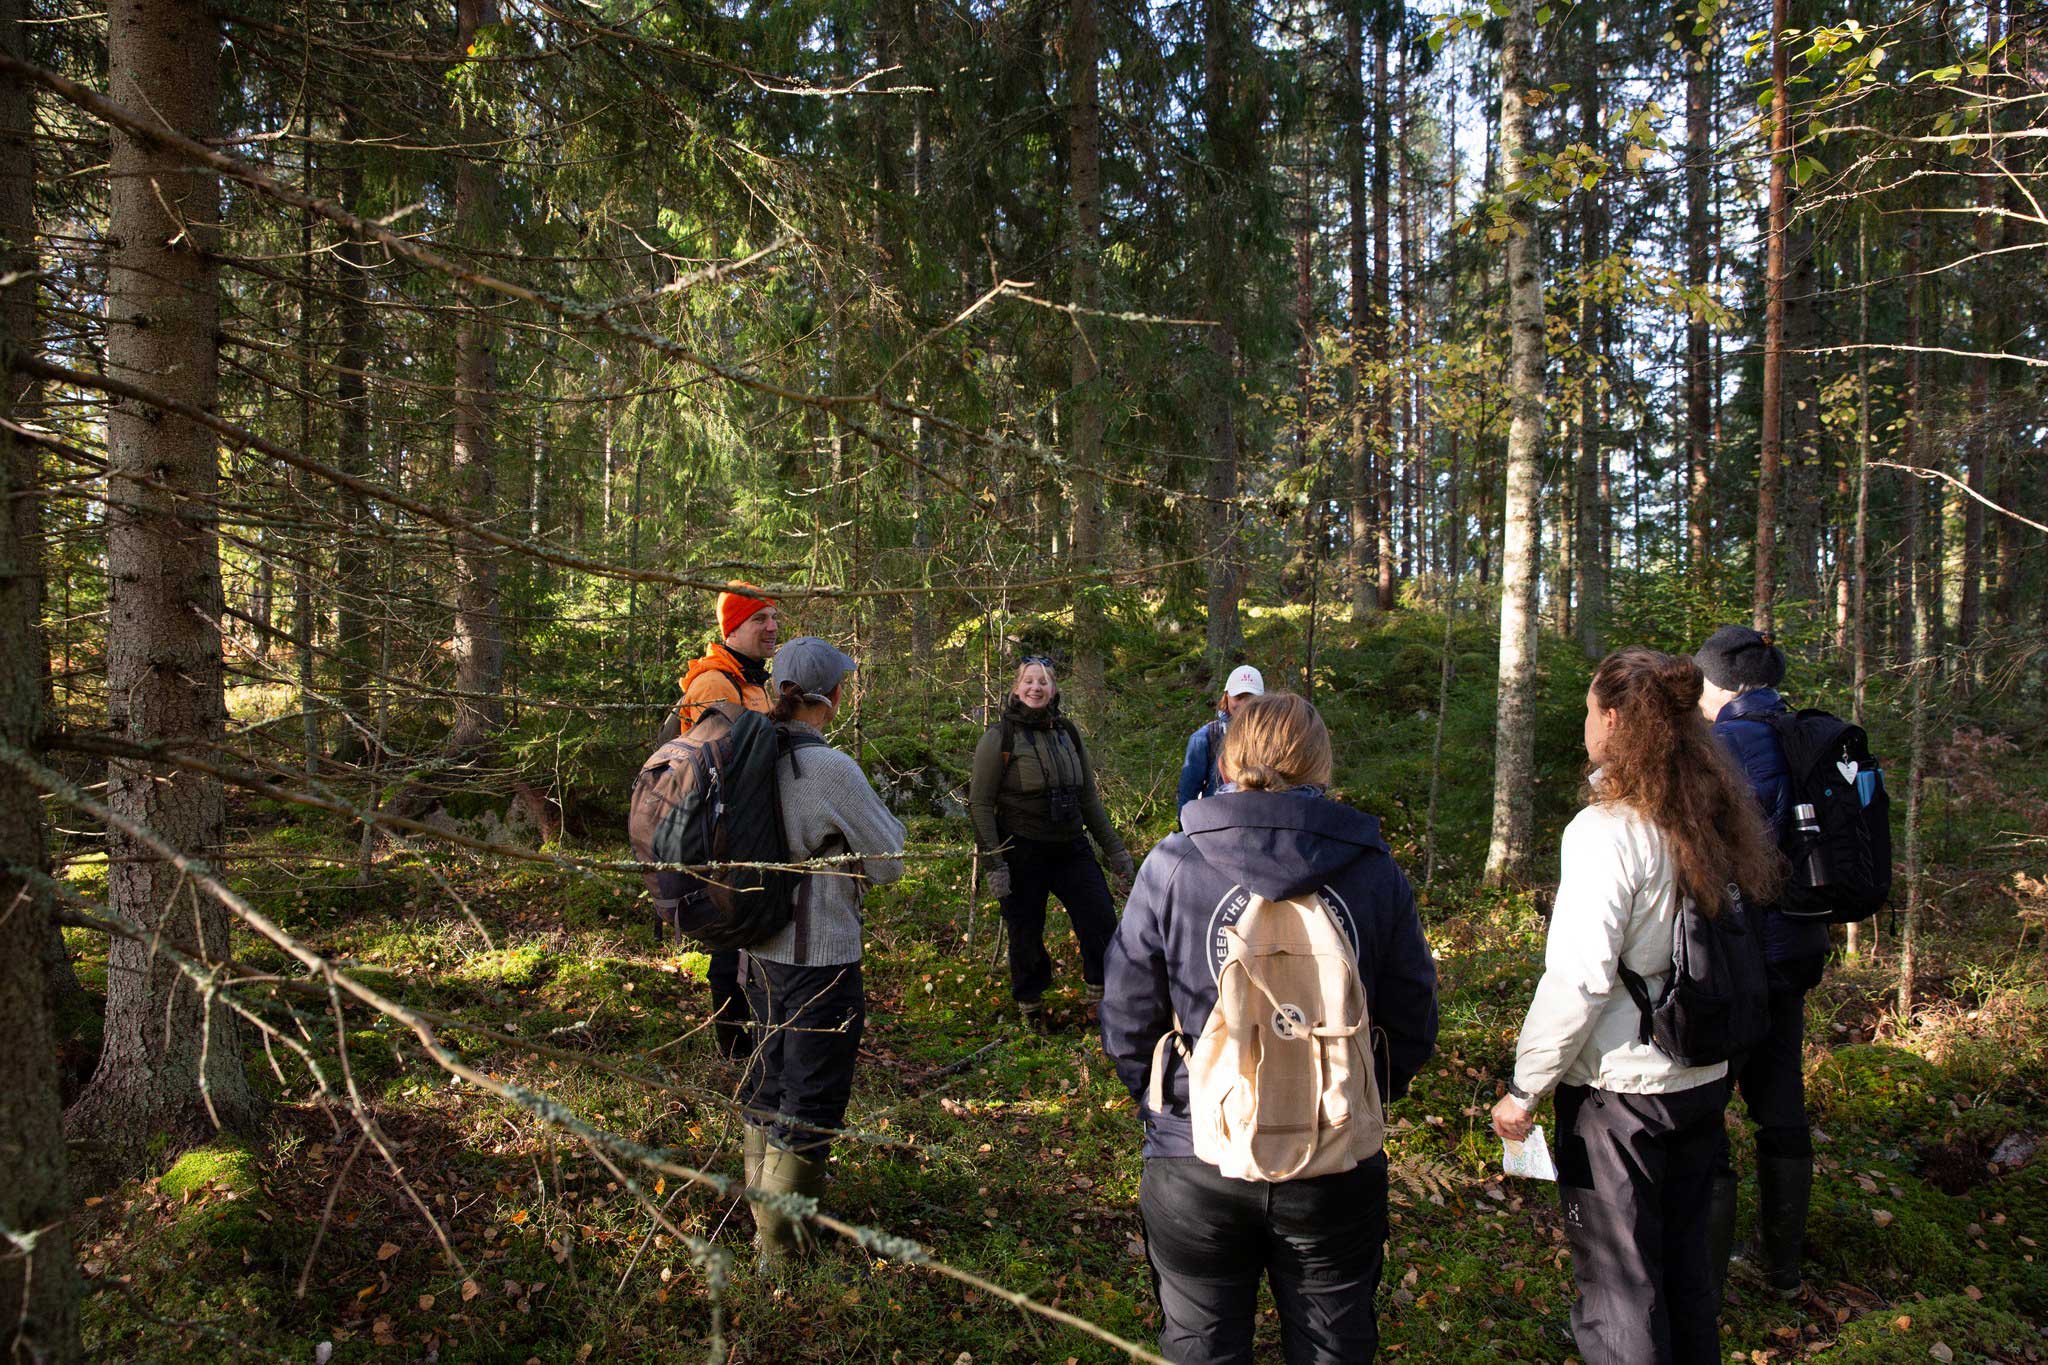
{"left": 1511, "top": 801, "right": 1728, "bottom": 1098}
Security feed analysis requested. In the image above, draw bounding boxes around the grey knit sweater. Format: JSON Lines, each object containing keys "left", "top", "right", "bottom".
{"left": 747, "top": 723, "right": 906, "bottom": 967}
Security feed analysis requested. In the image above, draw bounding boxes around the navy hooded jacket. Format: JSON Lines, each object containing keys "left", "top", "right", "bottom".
{"left": 1099, "top": 789, "right": 1440, "bottom": 1160}
{"left": 1711, "top": 688, "right": 1829, "bottom": 964}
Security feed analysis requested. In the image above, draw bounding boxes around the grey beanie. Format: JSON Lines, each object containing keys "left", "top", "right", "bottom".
{"left": 771, "top": 636, "right": 857, "bottom": 702}
{"left": 1694, "top": 625, "right": 1787, "bottom": 690}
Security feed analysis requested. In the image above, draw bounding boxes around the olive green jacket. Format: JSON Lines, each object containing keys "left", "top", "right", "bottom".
{"left": 968, "top": 698, "right": 1126, "bottom": 866}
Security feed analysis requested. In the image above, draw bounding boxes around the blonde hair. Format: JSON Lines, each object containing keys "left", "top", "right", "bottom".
{"left": 1219, "top": 691, "right": 1333, "bottom": 792}
{"left": 1014, "top": 660, "right": 1056, "bottom": 694}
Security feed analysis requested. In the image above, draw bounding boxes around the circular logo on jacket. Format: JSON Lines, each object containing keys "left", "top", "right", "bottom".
{"left": 1204, "top": 885, "right": 1356, "bottom": 983}
{"left": 1270, "top": 1003, "right": 1307, "bottom": 1039}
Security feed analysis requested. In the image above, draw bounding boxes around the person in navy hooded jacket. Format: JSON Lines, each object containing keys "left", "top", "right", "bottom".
{"left": 1101, "top": 691, "right": 1439, "bottom": 1365}
{"left": 1692, "top": 625, "right": 1825, "bottom": 1299}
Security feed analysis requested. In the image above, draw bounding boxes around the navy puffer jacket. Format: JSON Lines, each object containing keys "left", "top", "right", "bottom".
{"left": 1711, "top": 688, "right": 1830, "bottom": 964}
{"left": 1099, "top": 790, "right": 1440, "bottom": 1160}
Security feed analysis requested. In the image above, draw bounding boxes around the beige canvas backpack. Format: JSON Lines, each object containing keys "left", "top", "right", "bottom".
{"left": 1148, "top": 892, "right": 1384, "bottom": 1182}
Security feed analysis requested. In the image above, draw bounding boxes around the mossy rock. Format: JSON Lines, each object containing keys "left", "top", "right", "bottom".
{"left": 159, "top": 1141, "right": 270, "bottom": 1253}
{"left": 1808, "top": 1161, "right": 1972, "bottom": 1285}
{"left": 454, "top": 944, "right": 557, "bottom": 990}
{"left": 1824, "top": 1293, "right": 2041, "bottom": 1362}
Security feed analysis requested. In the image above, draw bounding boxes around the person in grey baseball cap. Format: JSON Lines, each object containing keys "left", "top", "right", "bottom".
{"left": 739, "top": 636, "right": 905, "bottom": 1273}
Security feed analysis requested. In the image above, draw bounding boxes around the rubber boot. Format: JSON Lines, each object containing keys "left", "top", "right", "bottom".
{"left": 1757, "top": 1154, "right": 1812, "bottom": 1299}
{"left": 1706, "top": 1171, "right": 1739, "bottom": 1306}
{"left": 754, "top": 1143, "right": 827, "bottom": 1275}
{"left": 1018, "top": 998, "right": 1046, "bottom": 1032}
{"left": 742, "top": 1123, "right": 766, "bottom": 1192}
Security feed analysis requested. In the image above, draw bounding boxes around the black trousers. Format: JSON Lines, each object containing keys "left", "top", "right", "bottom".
{"left": 707, "top": 948, "right": 747, "bottom": 1059}
{"left": 1556, "top": 1080, "right": 1729, "bottom": 1365}
{"left": 1140, "top": 1155, "right": 1388, "bottom": 1365}
{"left": 1727, "top": 955, "right": 1823, "bottom": 1161}
{"left": 738, "top": 956, "right": 865, "bottom": 1154}
{"left": 999, "top": 836, "right": 1117, "bottom": 1003}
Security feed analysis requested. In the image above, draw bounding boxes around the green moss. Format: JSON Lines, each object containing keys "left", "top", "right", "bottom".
{"left": 455, "top": 944, "right": 557, "bottom": 989}
{"left": 159, "top": 1141, "right": 269, "bottom": 1253}
{"left": 1808, "top": 1044, "right": 1949, "bottom": 1140}
{"left": 1822, "top": 1293, "right": 2040, "bottom": 1362}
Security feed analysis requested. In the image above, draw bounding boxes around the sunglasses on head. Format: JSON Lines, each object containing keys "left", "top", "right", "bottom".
{"left": 1021, "top": 655, "right": 1056, "bottom": 668}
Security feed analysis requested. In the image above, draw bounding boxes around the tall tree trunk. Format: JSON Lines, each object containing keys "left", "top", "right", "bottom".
{"left": 1684, "top": 8, "right": 1713, "bottom": 576}
{"left": 69, "top": 0, "right": 253, "bottom": 1171}
{"left": 447, "top": 0, "right": 505, "bottom": 758}
{"left": 1345, "top": 0, "right": 1375, "bottom": 620}
{"left": 1755, "top": 0, "right": 1791, "bottom": 632}
{"left": 0, "top": 0, "right": 83, "bottom": 1349}
{"left": 1897, "top": 215, "right": 1926, "bottom": 1018}
{"left": 1485, "top": 0, "right": 1546, "bottom": 888}
{"left": 1573, "top": 54, "right": 1605, "bottom": 658}
{"left": 1201, "top": 0, "right": 1245, "bottom": 668}
{"left": 332, "top": 103, "right": 374, "bottom": 761}
{"left": 1372, "top": 19, "right": 1395, "bottom": 613}
{"left": 1847, "top": 216, "right": 1871, "bottom": 958}
{"left": 1068, "top": 0, "right": 1106, "bottom": 697}
{"left": 1288, "top": 38, "right": 1317, "bottom": 603}
{"left": 1960, "top": 0, "right": 2001, "bottom": 660}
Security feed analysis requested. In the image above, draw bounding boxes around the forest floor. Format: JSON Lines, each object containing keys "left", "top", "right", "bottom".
{"left": 54, "top": 608, "right": 2048, "bottom": 1363}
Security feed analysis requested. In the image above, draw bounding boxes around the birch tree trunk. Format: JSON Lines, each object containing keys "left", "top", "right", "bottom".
{"left": 1371, "top": 19, "right": 1396, "bottom": 613}
{"left": 0, "top": 0, "right": 83, "bottom": 1347}
{"left": 447, "top": 0, "right": 505, "bottom": 758}
{"left": 1898, "top": 217, "right": 1927, "bottom": 1018}
{"left": 1485, "top": 0, "right": 1547, "bottom": 887}
{"left": 69, "top": 0, "right": 254, "bottom": 1167}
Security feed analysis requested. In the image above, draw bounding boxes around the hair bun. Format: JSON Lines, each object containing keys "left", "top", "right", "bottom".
{"left": 1655, "top": 655, "right": 1704, "bottom": 712}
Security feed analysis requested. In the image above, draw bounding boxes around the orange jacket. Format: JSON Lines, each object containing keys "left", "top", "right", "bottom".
{"left": 676, "top": 642, "right": 769, "bottom": 731}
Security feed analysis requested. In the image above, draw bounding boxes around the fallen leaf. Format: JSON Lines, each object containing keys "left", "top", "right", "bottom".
{"left": 1963, "top": 1285, "right": 1982, "bottom": 1301}
{"left": 461, "top": 1278, "right": 481, "bottom": 1302}
{"left": 1930, "top": 1345, "right": 1953, "bottom": 1363}
{"left": 376, "top": 1242, "right": 400, "bottom": 1261}
{"left": 418, "top": 1293, "right": 435, "bottom": 1311}
{"left": 1893, "top": 1315, "right": 1913, "bottom": 1332}
{"left": 1873, "top": 1209, "right": 1894, "bottom": 1227}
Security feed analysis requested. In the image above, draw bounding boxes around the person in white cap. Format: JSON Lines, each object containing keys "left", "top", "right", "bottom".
{"left": 1176, "top": 665, "right": 1265, "bottom": 814}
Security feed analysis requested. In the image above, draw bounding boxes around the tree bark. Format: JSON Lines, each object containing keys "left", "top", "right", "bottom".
{"left": 1755, "top": 0, "right": 1790, "bottom": 633}
{"left": 1201, "top": 0, "right": 1245, "bottom": 669}
{"left": 1897, "top": 216, "right": 1926, "bottom": 1018}
{"left": 1961, "top": 0, "right": 2001, "bottom": 659}
{"left": 69, "top": 0, "right": 254, "bottom": 1173}
{"left": 332, "top": 102, "right": 375, "bottom": 761}
{"left": 1068, "top": 0, "right": 1105, "bottom": 696}
{"left": 1372, "top": 18, "right": 1396, "bottom": 613}
{"left": 447, "top": 0, "right": 505, "bottom": 758}
{"left": 1345, "top": 0, "right": 1376, "bottom": 620}
{"left": 1485, "top": 0, "right": 1547, "bottom": 888}
{"left": 1573, "top": 53, "right": 1605, "bottom": 659}
{"left": 0, "top": 0, "right": 83, "bottom": 1349}
{"left": 1684, "top": 8, "right": 1713, "bottom": 576}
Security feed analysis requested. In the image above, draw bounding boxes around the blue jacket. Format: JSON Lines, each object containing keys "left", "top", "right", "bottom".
{"left": 1099, "top": 790, "right": 1440, "bottom": 1159}
{"left": 1176, "top": 716, "right": 1228, "bottom": 811}
{"left": 1711, "top": 688, "right": 1829, "bottom": 963}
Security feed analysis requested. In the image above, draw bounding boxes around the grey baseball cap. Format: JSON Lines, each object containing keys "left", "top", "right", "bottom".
{"left": 771, "top": 636, "right": 858, "bottom": 701}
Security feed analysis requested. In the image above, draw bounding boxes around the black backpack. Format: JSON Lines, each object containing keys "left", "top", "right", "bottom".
{"left": 1618, "top": 883, "right": 1771, "bottom": 1069}
{"left": 1762, "top": 709, "right": 1892, "bottom": 924}
{"left": 627, "top": 702, "right": 825, "bottom": 951}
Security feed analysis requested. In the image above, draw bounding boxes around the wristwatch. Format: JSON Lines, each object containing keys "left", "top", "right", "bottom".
{"left": 1503, "top": 1080, "right": 1535, "bottom": 1106}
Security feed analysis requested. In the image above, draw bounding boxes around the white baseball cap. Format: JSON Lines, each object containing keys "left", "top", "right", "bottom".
{"left": 1224, "top": 665, "right": 1265, "bottom": 698}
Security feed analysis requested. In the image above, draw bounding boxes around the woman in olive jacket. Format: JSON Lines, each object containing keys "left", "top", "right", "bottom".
{"left": 969, "top": 658, "right": 1134, "bottom": 1024}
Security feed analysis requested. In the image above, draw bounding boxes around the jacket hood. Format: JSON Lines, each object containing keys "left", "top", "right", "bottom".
{"left": 1178, "top": 790, "right": 1387, "bottom": 900}
{"left": 1002, "top": 693, "right": 1063, "bottom": 728}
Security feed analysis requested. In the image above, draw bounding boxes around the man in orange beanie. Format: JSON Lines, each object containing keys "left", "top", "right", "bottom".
{"left": 664, "top": 585, "right": 779, "bottom": 1059}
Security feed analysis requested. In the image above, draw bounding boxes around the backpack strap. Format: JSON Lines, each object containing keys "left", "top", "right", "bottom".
{"left": 1000, "top": 717, "right": 1016, "bottom": 769}
{"left": 1147, "top": 1012, "right": 1190, "bottom": 1116}
{"left": 1615, "top": 963, "right": 1656, "bottom": 1045}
